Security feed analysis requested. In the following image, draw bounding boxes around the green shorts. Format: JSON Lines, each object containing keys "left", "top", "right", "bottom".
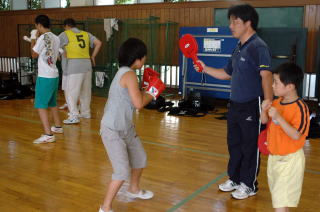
{"left": 34, "top": 77, "right": 59, "bottom": 109}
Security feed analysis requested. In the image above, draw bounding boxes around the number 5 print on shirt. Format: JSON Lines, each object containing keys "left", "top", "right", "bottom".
{"left": 76, "top": 35, "right": 86, "bottom": 48}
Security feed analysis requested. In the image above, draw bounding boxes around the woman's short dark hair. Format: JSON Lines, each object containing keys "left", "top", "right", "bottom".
{"left": 63, "top": 18, "right": 76, "bottom": 27}
{"left": 35, "top": 15, "right": 51, "bottom": 29}
{"left": 274, "top": 62, "right": 304, "bottom": 90}
{"left": 118, "top": 38, "right": 147, "bottom": 67}
{"left": 228, "top": 4, "right": 259, "bottom": 31}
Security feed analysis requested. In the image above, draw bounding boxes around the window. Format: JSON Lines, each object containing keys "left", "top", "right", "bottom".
{"left": 139, "top": 0, "right": 163, "bottom": 3}
{"left": 27, "top": 0, "right": 41, "bottom": 9}
{"left": 115, "top": 0, "right": 135, "bottom": 4}
{"left": 61, "top": 0, "right": 70, "bottom": 8}
{"left": 0, "top": 0, "right": 10, "bottom": 10}
{"left": 95, "top": 0, "right": 115, "bottom": 5}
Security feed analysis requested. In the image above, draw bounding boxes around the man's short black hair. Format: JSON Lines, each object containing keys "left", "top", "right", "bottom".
{"left": 118, "top": 38, "right": 147, "bottom": 67}
{"left": 228, "top": 4, "right": 259, "bottom": 31}
{"left": 274, "top": 62, "right": 304, "bottom": 91}
{"left": 35, "top": 15, "right": 50, "bottom": 29}
{"left": 63, "top": 18, "right": 76, "bottom": 27}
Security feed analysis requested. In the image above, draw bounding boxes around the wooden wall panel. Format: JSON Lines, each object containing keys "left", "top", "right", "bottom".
{"left": 313, "top": 5, "right": 320, "bottom": 72}
{"left": 189, "top": 8, "right": 196, "bottom": 26}
{"left": 168, "top": 8, "right": 174, "bottom": 22}
{"left": 185, "top": 8, "right": 190, "bottom": 26}
{"left": 0, "top": 0, "right": 320, "bottom": 70}
{"left": 305, "top": 5, "right": 318, "bottom": 72}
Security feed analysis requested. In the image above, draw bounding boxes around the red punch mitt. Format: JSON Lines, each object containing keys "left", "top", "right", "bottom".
{"left": 146, "top": 77, "right": 165, "bottom": 99}
{"left": 258, "top": 122, "right": 270, "bottom": 155}
{"left": 179, "top": 34, "right": 203, "bottom": 72}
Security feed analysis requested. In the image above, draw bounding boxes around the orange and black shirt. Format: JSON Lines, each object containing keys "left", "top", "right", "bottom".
{"left": 267, "top": 97, "right": 310, "bottom": 155}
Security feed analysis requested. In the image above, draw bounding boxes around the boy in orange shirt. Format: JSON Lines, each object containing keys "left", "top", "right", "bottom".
{"left": 260, "top": 62, "right": 310, "bottom": 212}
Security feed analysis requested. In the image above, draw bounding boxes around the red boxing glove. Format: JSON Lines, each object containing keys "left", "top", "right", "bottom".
{"left": 146, "top": 77, "right": 165, "bottom": 99}
{"left": 142, "top": 68, "right": 160, "bottom": 88}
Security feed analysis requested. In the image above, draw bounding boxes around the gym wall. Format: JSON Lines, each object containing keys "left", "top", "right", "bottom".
{"left": 0, "top": 0, "right": 319, "bottom": 72}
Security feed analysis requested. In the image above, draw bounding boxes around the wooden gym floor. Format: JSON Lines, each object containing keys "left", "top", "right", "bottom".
{"left": 0, "top": 94, "right": 319, "bottom": 212}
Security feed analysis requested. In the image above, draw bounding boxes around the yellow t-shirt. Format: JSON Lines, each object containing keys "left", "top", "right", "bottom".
{"left": 65, "top": 30, "right": 90, "bottom": 59}
{"left": 267, "top": 97, "right": 310, "bottom": 155}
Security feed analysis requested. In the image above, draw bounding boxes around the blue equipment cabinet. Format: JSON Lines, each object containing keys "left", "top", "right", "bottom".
{"left": 179, "top": 27, "right": 238, "bottom": 99}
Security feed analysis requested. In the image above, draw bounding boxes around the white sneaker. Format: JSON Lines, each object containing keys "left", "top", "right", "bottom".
{"left": 63, "top": 116, "right": 80, "bottom": 124}
{"left": 51, "top": 126, "right": 63, "bottom": 134}
{"left": 231, "top": 182, "right": 256, "bottom": 200}
{"left": 33, "top": 135, "right": 55, "bottom": 144}
{"left": 59, "top": 103, "right": 68, "bottom": 110}
{"left": 218, "top": 179, "right": 239, "bottom": 192}
{"left": 126, "top": 190, "right": 154, "bottom": 199}
{"left": 98, "top": 207, "right": 113, "bottom": 212}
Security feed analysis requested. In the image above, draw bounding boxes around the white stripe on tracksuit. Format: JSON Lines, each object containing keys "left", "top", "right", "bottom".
{"left": 252, "top": 96, "right": 262, "bottom": 191}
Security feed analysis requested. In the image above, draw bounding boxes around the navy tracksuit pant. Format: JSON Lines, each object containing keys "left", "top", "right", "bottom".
{"left": 227, "top": 97, "right": 261, "bottom": 192}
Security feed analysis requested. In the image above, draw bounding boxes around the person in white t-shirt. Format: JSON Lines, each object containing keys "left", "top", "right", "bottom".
{"left": 30, "top": 15, "right": 63, "bottom": 144}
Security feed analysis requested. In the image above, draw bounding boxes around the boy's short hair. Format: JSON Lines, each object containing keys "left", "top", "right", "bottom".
{"left": 274, "top": 62, "right": 304, "bottom": 90}
{"left": 118, "top": 38, "right": 147, "bottom": 67}
{"left": 63, "top": 18, "right": 76, "bottom": 27}
{"left": 228, "top": 4, "right": 259, "bottom": 31}
{"left": 35, "top": 15, "right": 51, "bottom": 29}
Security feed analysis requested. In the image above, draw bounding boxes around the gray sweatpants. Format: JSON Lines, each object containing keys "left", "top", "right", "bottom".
{"left": 100, "top": 125, "right": 147, "bottom": 180}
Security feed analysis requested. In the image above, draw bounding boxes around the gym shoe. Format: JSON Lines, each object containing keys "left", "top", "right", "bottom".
{"left": 59, "top": 103, "right": 68, "bottom": 110}
{"left": 51, "top": 126, "right": 63, "bottom": 134}
{"left": 63, "top": 116, "right": 80, "bottom": 124}
{"left": 98, "top": 208, "right": 113, "bottom": 212}
{"left": 33, "top": 135, "right": 55, "bottom": 144}
{"left": 126, "top": 190, "right": 154, "bottom": 199}
{"left": 231, "top": 182, "right": 256, "bottom": 200}
{"left": 218, "top": 179, "right": 239, "bottom": 192}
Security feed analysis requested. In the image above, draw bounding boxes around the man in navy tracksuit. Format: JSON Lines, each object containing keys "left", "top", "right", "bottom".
{"left": 195, "top": 4, "right": 273, "bottom": 199}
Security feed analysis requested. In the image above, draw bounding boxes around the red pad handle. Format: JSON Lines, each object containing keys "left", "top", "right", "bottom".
{"left": 192, "top": 55, "right": 203, "bottom": 73}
